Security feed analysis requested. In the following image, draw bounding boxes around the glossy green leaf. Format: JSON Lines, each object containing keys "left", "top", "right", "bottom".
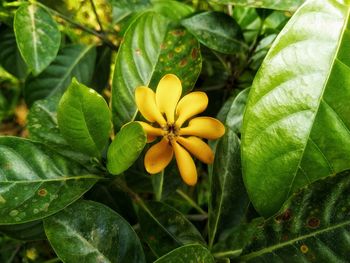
{"left": 0, "top": 27, "right": 28, "bottom": 79}
{"left": 107, "top": 122, "right": 146, "bottom": 175}
{"left": 151, "top": 0, "right": 193, "bottom": 20}
{"left": 138, "top": 201, "right": 206, "bottom": 257}
{"left": 154, "top": 244, "right": 214, "bottom": 263}
{"left": 242, "top": 0, "right": 350, "bottom": 217}
{"left": 240, "top": 170, "right": 350, "bottom": 262}
{"left": 44, "top": 200, "right": 145, "bottom": 263}
{"left": 0, "top": 220, "right": 45, "bottom": 241}
{"left": 57, "top": 79, "right": 111, "bottom": 158}
{"left": 14, "top": 3, "right": 60, "bottom": 75}
{"left": 110, "top": 0, "right": 150, "bottom": 24}
{"left": 209, "top": 129, "right": 249, "bottom": 249}
{"left": 24, "top": 44, "right": 96, "bottom": 106}
{"left": 27, "top": 96, "right": 91, "bottom": 164}
{"left": 211, "top": 0, "right": 305, "bottom": 12}
{"left": 182, "top": 11, "right": 246, "bottom": 54}
{"left": 111, "top": 12, "right": 201, "bottom": 129}
{"left": 0, "top": 137, "right": 98, "bottom": 224}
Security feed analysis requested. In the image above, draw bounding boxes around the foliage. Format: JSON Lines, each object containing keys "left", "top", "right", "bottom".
{"left": 0, "top": 0, "right": 349, "bottom": 262}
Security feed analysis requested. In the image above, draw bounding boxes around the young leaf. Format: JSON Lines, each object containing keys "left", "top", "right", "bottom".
{"left": 154, "top": 244, "right": 214, "bottom": 263}
{"left": 44, "top": 200, "right": 146, "bottom": 263}
{"left": 209, "top": 129, "right": 249, "bottom": 248}
{"left": 211, "top": 0, "right": 305, "bottom": 12}
{"left": 242, "top": 0, "right": 350, "bottom": 217}
{"left": 107, "top": 122, "right": 146, "bottom": 175}
{"left": 57, "top": 79, "right": 111, "bottom": 158}
{"left": 0, "top": 137, "right": 98, "bottom": 224}
{"left": 0, "top": 27, "right": 28, "bottom": 79}
{"left": 138, "top": 201, "right": 206, "bottom": 257}
{"left": 14, "top": 3, "right": 61, "bottom": 75}
{"left": 240, "top": 170, "right": 350, "bottom": 262}
{"left": 24, "top": 44, "right": 96, "bottom": 106}
{"left": 111, "top": 12, "right": 201, "bottom": 129}
{"left": 182, "top": 11, "right": 246, "bottom": 54}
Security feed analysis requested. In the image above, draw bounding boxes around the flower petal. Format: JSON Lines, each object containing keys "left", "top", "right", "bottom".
{"left": 137, "top": 121, "right": 163, "bottom": 137}
{"left": 144, "top": 138, "right": 173, "bottom": 174}
{"left": 135, "top": 86, "right": 166, "bottom": 126}
{"left": 179, "top": 117, "right": 225, "bottom": 139}
{"left": 171, "top": 141, "right": 197, "bottom": 186}
{"left": 175, "top": 92, "right": 208, "bottom": 127}
{"left": 156, "top": 74, "right": 182, "bottom": 123}
{"left": 176, "top": 136, "right": 214, "bottom": 164}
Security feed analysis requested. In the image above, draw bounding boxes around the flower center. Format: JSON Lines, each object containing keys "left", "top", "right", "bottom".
{"left": 163, "top": 123, "right": 179, "bottom": 142}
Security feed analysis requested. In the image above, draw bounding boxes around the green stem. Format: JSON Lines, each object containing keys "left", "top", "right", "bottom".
{"left": 176, "top": 189, "right": 207, "bottom": 216}
{"left": 153, "top": 171, "right": 164, "bottom": 201}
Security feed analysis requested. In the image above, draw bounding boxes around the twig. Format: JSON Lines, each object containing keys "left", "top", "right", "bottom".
{"left": 176, "top": 189, "right": 207, "bottom": 216}
{"left": 89, "top": 0, "right": 104, "bottom": 33}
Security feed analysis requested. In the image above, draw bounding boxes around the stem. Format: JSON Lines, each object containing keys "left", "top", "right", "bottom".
{"left": 227, "top": 4, "right": 233, "bottom": 16}
{"left": 89, "top": 0, "right": 104, "bottom": 33}
{"left": 153, "top": 171, "right": 164, "bottom": 201}
{"left": 35, "top": 2, "right": 117, "bottom": 50}
{"left": 176, "top": 189, "right": 207, "bottom": 216}
{"left": 5, "top": 245, "right": 21, "bottom": 263}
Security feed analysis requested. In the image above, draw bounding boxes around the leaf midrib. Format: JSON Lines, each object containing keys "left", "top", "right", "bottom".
{"left": 0, "top": 175, "right": 100, "bottom": 183}
{"left": 28, "top": 4, "right": 39, "bottom": 71}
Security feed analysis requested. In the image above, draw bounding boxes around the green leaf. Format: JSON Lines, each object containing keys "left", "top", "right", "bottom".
{"left": 24, "top": 44, "right": 96, "bottom": 106}
{"left": 182, "top": 11, "right": 246, "bottom": 54}
{"left": 240, "top": 170, "right": 350, "bottom": 262}
{"left": 211, "top": 0, "right": 305, "bottom": 12}
{"left": 151, "top": 0, "right": 193, "bottom": 20}
{"left": 90, "top": 45, "right": 112, "bottom": 92}
{"left": 209, "top": 129, "right": 249, "bottom": 248}
{"left": 14, "top": 3, "right": 61, "bottom": 75}
{"left": 138, "top": 201, "right": 206, "bottom": 257}
{"left": 0, "top": 220, "right": 45, "bottom": 241}
{"left": 110, "top": 0, "right": 150, "bottom": 24}
{"left": 107, "top": 122, "right": 146, "bottom": 175}
{"left": 0, "top": 27, "right": 28, "bottom": 79}
{"left": 154, "top": 244, "right": 215, "bottom": 263}
{"left": 111, "top": 12, "right": 202, "bottom": 129}
{"left": 0, "top": 137, "right": 98, "bottom": 224}
{"left": 242, "top": 0, "right": 350, "bottom": 217}
{"left": 44, "top": 200, "right": 146, "bottom": 263}
{"left": 27, "top": 96, "right": 91, "bottom": 164}
{"left": 58, "top": 79, "right": 112, "bottom": 158}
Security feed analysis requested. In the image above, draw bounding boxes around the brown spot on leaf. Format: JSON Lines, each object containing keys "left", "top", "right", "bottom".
{"left": 275, "top": 208, "right": 292, "bottom": 222}
{"left": 38, "top": 188, "right": 48, "bottom": 197}
{"left": 135, "top": 49, "right": 142, "bottom": 55}
{"left": 300, "top": 244, "right": 309, "bottom": 254}
{"left": 191, "top": 48, "right": 198, "bottom": 59}
{"left": 171, "top": 29, "right": 185, "bottom": 36}
{"left": 307, "top": 217, "right": 320, "bottom": 229}
{"left": 179, "top": 58, "right": 188, "bottom": 67}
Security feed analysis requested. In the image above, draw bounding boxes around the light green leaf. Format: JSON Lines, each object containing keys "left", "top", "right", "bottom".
{"left": 209, "top": 129, "right": 249, "bottom": 248}
{"left": 151, "top": 0, "right": 193, "bottom": 20}
{"left": 242, "top": 0, "right": 350, "bottom": 217}
{"left": 57, "top": 79, "right": 112, "bottom": 158}
{"left": 111, "top": 12, "right": 201, "bottom": 129}
{"left": 0, "top": 137, "right": 98, "bottom": 225}
{"left": 211, "top": 0, "right": 305, "bottom": 12}
{"left": 240, "top": 170, "right": 350, "bottom": 262}
{"left": 44, "top": 200, "right": 145, "bottom": 263}
{"left": 138, "top": 201, "right": 206, "bottom": 257}
{"left": 182, "top": 11, "right": 246, "bottom": 54}
{"left": 107, "top": 122, "right": 146, "bottom": 175}
{"left": 24, "top": 44, "right": 96, "bottom": 106}
{"left": 0, "top": 27, "right": 28, "bottom": 79}
{"left": 14, "top": 3, "right": 61, "bottom": 75}
{"left": 154, "top": 244, "right": 214, "bottom": 263}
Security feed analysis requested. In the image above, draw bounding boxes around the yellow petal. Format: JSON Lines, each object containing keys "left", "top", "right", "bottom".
{"left": 175, "top": 92, "right": 208, "bottom": 127}
{"left": 156, "top": 74, "right": 182, "bottom": 123}
{"left": 144, "top": 138, "right": 173, "bottom": 174}
{"left": 176, "top": 136, "right": 214, "bottom": 164}
{"left": 147, "top": 135, "right": 157, "bottom": 143}
{"left": 179, "top": 117, "right": 225, "bottom": 139}
{"left": 137, "top": 121, "right": 163, "bottom": 137}
{"left": 135, "top": 86, "right": 166, "bottom": 126}
{"left": 171, "top": 141, "right": 197, "bottom": 186}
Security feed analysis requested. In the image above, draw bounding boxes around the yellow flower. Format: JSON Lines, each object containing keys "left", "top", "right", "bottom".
{"left": 135, "top": 74, "right": 225, "bottom": 185}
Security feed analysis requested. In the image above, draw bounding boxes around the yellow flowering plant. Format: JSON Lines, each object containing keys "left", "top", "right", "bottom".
{"left": 135, "top": 74, "right": 225, "bottom": 185}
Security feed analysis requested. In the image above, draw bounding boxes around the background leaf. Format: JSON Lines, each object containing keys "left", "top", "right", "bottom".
{"left": 182, "top": 11, "right": 246, "bottom": 54}
{"left": 107, "top": 122, "right": 146, "bottom": 175}
{"left": 138, "top": 201, "right": 206, "bottom": 257}
{"left": 0, "top": 220, "right": 45, "bottom": 241}
{"left": 44, "top": 200, "right": 146, "bottom": 263}
{"left": 24, "top": 44, "right": 96, "bottom": 106}
{"left": 208, "top": 128, "right": 249, "bottom": 249}
{"left": 211, "top": 0, "right": 305, "bottom": 12}
{"left": 154, "top": 244, "right": 214, "bottom": 263}
{"left": 57, "top": 79, "right": 111, "bottom": 158}
{"left": 14, "top": 3, "right": 61, "bottom": 75}
{"left": 0, "top": 137, "right": 98, "bottom": 224}
{"left": 111, "top": 12, "right": 201, "bottom": 129}
{"left": 150, "top": 0, "right": 193, "bottom": 20}
{"left": 242, "top": 0, "right": 350, "bottom": 217}
{"left": 240, "top": 170, "right": 350, "bottom": 262}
